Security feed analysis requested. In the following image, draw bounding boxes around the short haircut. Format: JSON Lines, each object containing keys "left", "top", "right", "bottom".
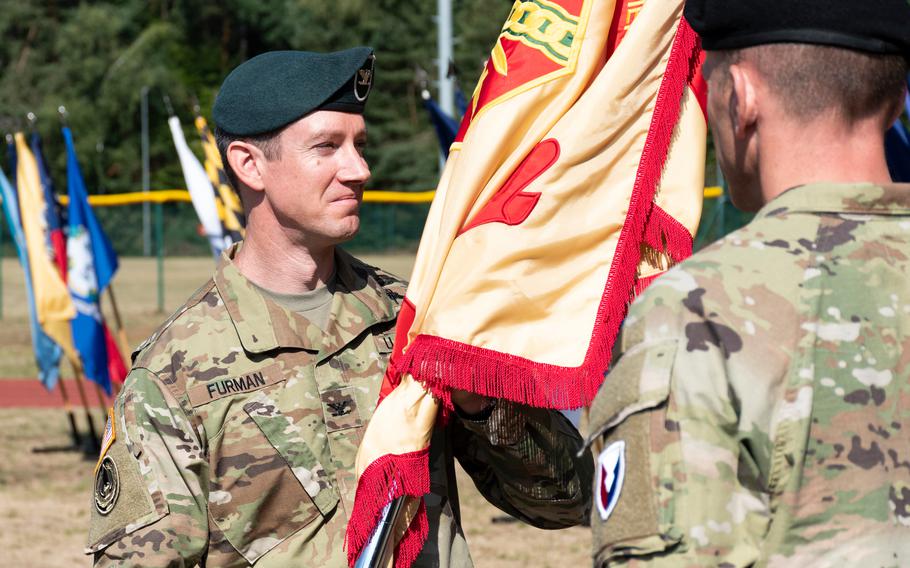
{"left": 718, "top": 44, "right": 908, "bottom": 125}
{"left": 214, "top": 126, "right": 284, "bottom": 192}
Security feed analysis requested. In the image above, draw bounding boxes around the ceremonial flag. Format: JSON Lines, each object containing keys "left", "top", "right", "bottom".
{"left": 30, "top": 132, "right": 68, "bottom": 279}
{"left": 64, "top": 126, "right": 124, "bottom": 394}
{"left": 195, "top": 113, "right": 246, "bottom": 240}
{"left": 15, "top": 133, "right": 79, "bottom": 364}
{"left": 0, "top": 164, "right": 63, "bottom": 389}
{"left": 167, "top": 115, "right": 229, "bottom": 256}
{"left": 348, "top": 1, "right": 706, "bottom": 565}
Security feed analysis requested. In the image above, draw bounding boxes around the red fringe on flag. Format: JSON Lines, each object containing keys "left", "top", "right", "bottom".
{"left": 345, "top": 449, "right": 430, "bottom": 568}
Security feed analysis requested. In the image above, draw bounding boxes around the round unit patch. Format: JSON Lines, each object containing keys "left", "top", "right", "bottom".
{"left": 595, "top": 440, "right": 625, "bottom": 521}
{"left": 94, "top": 455, "right": 120, "bottom": 515}
{"left": 354, "top": 55, "right": 375, "bottom": 102}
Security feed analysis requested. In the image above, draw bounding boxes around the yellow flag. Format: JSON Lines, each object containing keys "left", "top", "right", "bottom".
{"left": 15, "top": 133, "right": 79, "bottom": 363}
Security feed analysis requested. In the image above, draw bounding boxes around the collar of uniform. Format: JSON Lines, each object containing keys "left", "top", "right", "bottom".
{"left": 319, "top": 248, "right": 399, "bottom": 362}
{"left": 213, "top": 243, "right": 399, "bottom": 359}
{"left": 755, "top": 182, "right": 910, "bottom": 219}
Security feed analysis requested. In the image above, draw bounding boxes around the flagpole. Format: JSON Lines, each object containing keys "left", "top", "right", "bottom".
{"left": 68, "top": 358, "right": 102, "bottom": 455}
{"left": 141, "top": 86, "right": 151, "bottom": 257}
{"left": 56, "top": 377, "right": 83, "bottom": 449}
{"left": 105, "top": 284, "right": 130, "bottom": 396}
{"left": 92, "top": 382, "right": 110, "bottom": 417}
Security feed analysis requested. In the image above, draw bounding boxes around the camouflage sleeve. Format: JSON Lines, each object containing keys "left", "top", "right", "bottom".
{"left": 451, "top": 400, "right": 594, "bottom": 529}
{"left": 87, "top": 368, "right": 209, "bottom": 567}
{"left": 588, "top": 300, "right": 770, "bottom": 567}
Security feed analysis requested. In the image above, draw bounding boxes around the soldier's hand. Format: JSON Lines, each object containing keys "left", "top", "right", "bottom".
{"left": 451, "top": 389, "right": 495, "bottom": 416}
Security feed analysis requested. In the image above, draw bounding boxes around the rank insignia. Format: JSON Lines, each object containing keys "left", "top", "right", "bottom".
{"left": 355, "top": 54, "right": 375, "bottom": 102}
{"left": 595, "top": 440, "right": 625, "bottom": 521}
{"left": 94, "top": 455, "right": 120, "bottom": 516}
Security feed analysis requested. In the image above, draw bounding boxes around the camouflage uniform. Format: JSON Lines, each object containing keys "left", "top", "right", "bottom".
{"left": 87, "top": 244, "right": 592, "bottom": 567}
{"left": 588, "top": 183, "right": 910, "bottom": 566}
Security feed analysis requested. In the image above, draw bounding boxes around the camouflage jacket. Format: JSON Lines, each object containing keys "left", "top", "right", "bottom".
{"left": 87, "top": 245, "right": 592, "bottom": 567}
{"left": 588, "top": 183, "right": 910, "bottom": 567}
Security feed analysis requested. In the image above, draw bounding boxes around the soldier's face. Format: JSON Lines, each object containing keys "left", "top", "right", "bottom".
{"left": 260, "top": 111, "right": 370, "bottom": 246}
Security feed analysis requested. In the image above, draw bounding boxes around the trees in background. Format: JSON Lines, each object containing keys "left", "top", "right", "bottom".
{"left": 0, "top": 0, "right": 510, "bottom": 254}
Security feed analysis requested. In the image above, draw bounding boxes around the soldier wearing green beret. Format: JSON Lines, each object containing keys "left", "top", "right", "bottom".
{"left": 86, "top": 48, "right": 593, "bottom": 567}
{"left": 587, "top": 1, "right": 910, "bottom": 566}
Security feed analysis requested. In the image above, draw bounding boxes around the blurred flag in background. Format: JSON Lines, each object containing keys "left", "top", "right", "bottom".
{"left": 64, "top": 126, "right": 125, "bottom": 394}
{"left": 15, "top": 133, "right": 79, "bottom": 367}
{"left": 195, "top": 113, "right": 245, "bottom": 241}
{"left": 0, "top": 162, "right": 63, "bottom": 389}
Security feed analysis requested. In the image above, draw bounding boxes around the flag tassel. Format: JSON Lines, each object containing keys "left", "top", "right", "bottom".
{"left": 346, "top": 449, "right": 430, "bottom": 568}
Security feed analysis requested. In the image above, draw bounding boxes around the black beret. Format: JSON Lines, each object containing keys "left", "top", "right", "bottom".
{"left": 685, "top": 0, "right": 910, "bottom": 57}
{"left": 213, "top": 47, "right": 375, "bottom": 136}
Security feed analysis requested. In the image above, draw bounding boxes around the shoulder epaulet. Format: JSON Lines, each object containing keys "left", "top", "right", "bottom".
{"left": 131, "top": 279, "right": 217, "bottom": 364}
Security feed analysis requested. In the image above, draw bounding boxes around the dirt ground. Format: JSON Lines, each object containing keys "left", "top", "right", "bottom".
{"left": 0, "top": 255, "right": 591, "bottom": 567}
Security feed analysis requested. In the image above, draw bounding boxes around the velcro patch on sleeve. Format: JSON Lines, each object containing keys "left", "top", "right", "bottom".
{"left": 87, "top": 435, "right": 166, "bottom": 552}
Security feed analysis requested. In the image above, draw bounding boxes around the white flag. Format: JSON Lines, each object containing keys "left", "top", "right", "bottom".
{"left": 168, "top": 116, "right": 229, "bottom": 256}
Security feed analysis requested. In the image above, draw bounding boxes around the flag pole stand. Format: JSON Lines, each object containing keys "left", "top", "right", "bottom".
{"left": 68, "top": 358, "right": 102, "bottom": 457}
{"left": 57, "top": 378, "right": 83, "bottom": 449}
{"left": 30, "top": 378, "right": 84, "bottom": 454}
{"left": 105, "top": 284, "right": 129, "bottom": 397}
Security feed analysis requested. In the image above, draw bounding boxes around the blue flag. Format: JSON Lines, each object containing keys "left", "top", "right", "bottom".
{"left": 64, "top": 126, "right": 119, "bottom": 394}
{"left": 885, "top": 85, "right": 910, "bottom": 183}
{"left": 31, "top": 132, "right": 69, "bottom": 277}
{"left": 422, "top": 95, "right": 460, "bottom": 159}
{"left": 0, "top": 164, "right": 62, "bottom": 389}
{"left": 6, "top": 137, "right": 16, "bottom": 188}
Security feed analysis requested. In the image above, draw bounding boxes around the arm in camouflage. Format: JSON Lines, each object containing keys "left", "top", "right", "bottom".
{"left": 89, "top": 368, "right": 208, "bottom": 567}
{"left": 587, "top": 188, "right": 910, "bottom": 566}
{"left": 452, "top": 400, "right": 594, "bottom": 528}
{"left": 587, "top": 295, "right": 770, "bottom": 566}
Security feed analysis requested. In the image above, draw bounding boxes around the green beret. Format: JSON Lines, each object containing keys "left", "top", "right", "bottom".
{"left": 685, "top": 0, "right": 910, "bottom": 57}
{"left": 213, "top": 47, "right": 375, "bottom": 136}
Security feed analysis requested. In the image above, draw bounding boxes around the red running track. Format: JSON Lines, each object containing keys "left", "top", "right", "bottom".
{"left": 0, "top": 379, "right": 114, "bottom": 408}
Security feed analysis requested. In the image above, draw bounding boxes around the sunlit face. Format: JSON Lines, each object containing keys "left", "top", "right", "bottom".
{"left": 703, "top": 52, "right": 763, "bottom": 212}
{"left": 259, "top": 110, "right": 370, "bottom": 247}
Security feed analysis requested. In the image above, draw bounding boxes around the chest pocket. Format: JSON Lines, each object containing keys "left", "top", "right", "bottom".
{"left": 315, "top": 329, "right": 390, "bottom": 515}
{"left": 207, "top": 385, "right": 339, "bottom": 565}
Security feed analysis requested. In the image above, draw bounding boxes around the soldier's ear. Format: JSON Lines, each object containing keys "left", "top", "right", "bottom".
{"left": 728, "top": 62, "right": 759, "bottom": 139}
{"left": 227, "top": 141, "right": 267, "bottom": 192}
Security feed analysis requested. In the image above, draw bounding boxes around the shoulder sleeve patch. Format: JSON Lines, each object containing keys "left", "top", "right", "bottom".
{"left": 588, "top": 339, "right": 685, "bottom": 565}
{"left": 86, "top": 433, "right": 168, "bottom": 553}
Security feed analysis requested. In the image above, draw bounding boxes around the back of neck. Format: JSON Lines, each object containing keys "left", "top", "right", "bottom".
{"left": 758, "top": 116, "right": 894, "bottom": 202}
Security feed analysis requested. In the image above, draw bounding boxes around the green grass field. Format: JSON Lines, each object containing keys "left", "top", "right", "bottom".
{"left": 0, "top": 254, "right": 590, "bottom": 567}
